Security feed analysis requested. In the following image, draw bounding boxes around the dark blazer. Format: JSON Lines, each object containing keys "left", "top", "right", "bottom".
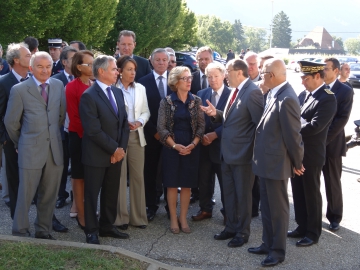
{"left": 325, "top": 79, "right": 353, "bottom": 157}
{"left": 0, "top": 71, "right": 19, "bottom": 143}
{"left": 51, "top": 61, "right": 63, "bottom": 76}
{"left": 133, "top": 55, "right": 152, "bottom": 82}
{"left": 298, "top": 86, "right": 337, "bottom": 166}
{"left": 138, "top": 72, "right": 171, "bottom": 142}
{"left": 52, "top": 71, "right": 69, "bottom": 86}
{"left": 213, "top": 79, "right": 264, "bottom": 165}
{"left": 253, "top": 82, "right": 304, "bottom": 180}
{"left": 197, "top": 85, "right": 231, "bottom": 163}
{"left": 190, "top": 70, "right": 202, "bottom": 95}
{"left": 0, "top": 60, "right": 10, "bottom": 75}
{"left": 79, "top": 82, "right": 129, "bottom": 167}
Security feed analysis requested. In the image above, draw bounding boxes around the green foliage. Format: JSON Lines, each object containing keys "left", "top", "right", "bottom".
{"left": 101, "top": 0, "right": 197, "bottom": 57}
{"left": 243, "top": 26, "right": 267, "bottom": 53}
{"left": 233, "top": 19, "right": 246, "bottom": 53}
{"left": 344, "top": 37, "right": 360, "bottom": 55}
{"left": 271, "top": 11, "right": 292, "bottom": 48}
{"left": 332, "top": 35, "right": 344, "bottom": 51}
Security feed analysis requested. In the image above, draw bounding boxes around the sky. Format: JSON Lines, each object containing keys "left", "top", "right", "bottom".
{"left": 186, "top": 0, "right": 360, "bottom": 42}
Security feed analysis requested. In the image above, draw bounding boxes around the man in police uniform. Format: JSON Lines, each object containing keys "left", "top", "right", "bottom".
{"left": 48, "top": 38, "right": 63, "bottom": 76}
{"left": 288, "top": 61, "right": 337, "bottom": 247}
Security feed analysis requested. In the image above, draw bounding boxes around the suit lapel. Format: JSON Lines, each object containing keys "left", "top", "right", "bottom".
{"left": 26, "top": 78, "right": 47, "bottom": 105}
{"left": 225, "top": 80, "right": 251, "bottom": 120}
{"left": 47, "top": 79, "right": 57, "bottom": 108}
{"left": 216, "top": 86, "right": 230, "bottom": 109}
{"left": 96, "top": 83, "right": 118, "bottom": 118}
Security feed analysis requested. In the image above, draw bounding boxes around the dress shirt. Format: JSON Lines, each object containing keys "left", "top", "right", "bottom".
{"left": 153, "top": 71, "right": 167, "bottom": 97}
{"left": 212, "top": 84, "right": 224, "bottom": 106}
{"left": 32, "top": 76, "right": 50, "bottom": 94}
{"left": 96, "top": 80, "right": 118, "bottom": 111}
{"left": 236, "top": 78, "right": 250, "bottom": 96}
{"left": 250, "top": 73, "right": 260, "bottom": 83}
{"left": 12, "top": 69, "right": 29, "bottom": 82}
{"left": 268, "top": 80, "right": 287, "bottom": 98}
{"left": 63, "top": 70, "right": 71, "bottom": 82}
{"left": 327, "top": 80, "right": 336, "bottom": 89}
{"left": 200, "top": 70, "right": 208, "bottom": 88}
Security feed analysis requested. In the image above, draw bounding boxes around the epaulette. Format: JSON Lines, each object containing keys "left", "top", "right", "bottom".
{"left": 324, "top": 88, "right": 334, "bottom": 95}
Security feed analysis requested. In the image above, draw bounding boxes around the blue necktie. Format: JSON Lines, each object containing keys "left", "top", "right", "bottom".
{"left": 106, "top": 87, "right": 118, "bottom": 114}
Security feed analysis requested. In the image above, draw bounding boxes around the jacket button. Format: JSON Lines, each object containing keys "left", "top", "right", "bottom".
{"left": 47, "top": 138, "right": 50, "bottom": 141}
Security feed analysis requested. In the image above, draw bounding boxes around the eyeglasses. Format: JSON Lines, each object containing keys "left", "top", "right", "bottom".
{"left": 225, "top": 69, "right": 237, "bottom": 74}
{"left": 260, "top": 71, "right": 271, "bottom": 76}
{"left": 80, "top": 63, "right": 93, "bottom": 67}
{"left": 179, "top": 76, "right": 193, "bottom": 82}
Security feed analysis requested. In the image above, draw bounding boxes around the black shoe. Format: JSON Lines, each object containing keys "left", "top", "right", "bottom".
{"left": 52, "top": 217, "right": 68, "bottom": 232}
{"left": 117, "top": 224, "right": 128, "bottom": 230}
{"left": 228, "top": 236, "right": 248, "bottom": 248}
{"left": 99, "top": 227, "right": 129, "bottom": 239}
{"left": 329, "top": 222, "right": 340, "bottom": 231}
{"left": 189, "top": 194, "right": 199, "bottom": 204}
{"left": 86, "top": 233, "right": 100, "bottom": 244}
{"left": 214, "top": 230, "right": 236, "bottom": 240}
{"left": 146, "top": 208, "right": 156, "bottom": 222}
{"left": 252, "top": 212, "right": 259, "bottom": 218}
{"left": 261, "top": 255, "right": 284, "bottom": 267}
{"left": 76, "top": 216, "right": 85, "bottom": 230}
{"left": 248, "top": 245, "right": 268, "bottom": 255}
{"left": 35, "top": 232, "right": 56, "bottom": 240}
{"left": 55, "top": 198, "right": 66, "bottom": 209}
{"left": 296, "top": 237, "right": 318, "bottom": 247}
{"left": 135, "top": 225, "right": 147, "bottom": 229}
{"left": 287, "top": 229, "right": 305, "bottom": 238}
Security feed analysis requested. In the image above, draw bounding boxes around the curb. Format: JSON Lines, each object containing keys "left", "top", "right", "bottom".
{"left": 0, "top": 234, "right": 200, "bottom": 270}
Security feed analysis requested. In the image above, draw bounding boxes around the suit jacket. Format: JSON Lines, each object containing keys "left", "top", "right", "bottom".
{"left": 51, "top": 61, "right": 63, "bottom": 76}
{"left": 138, "top": 72, "right": 171, "bottom": 143}
{"left": 0, "top": 71, "right": 19, "bottom": 143}
{"left": 325, "top": 79, "right": 353, "bottom": 157}
{"left": 52, "top": 71, "right": 69, "bottom": 86}
{"left": 79, "top": 82, "right": 129, "bottom": 167}
{"left": 298, "top": 86, "right": 337, "bottom": 167}
{"left": 213, "top": 79, "right": 264, "bottom": 165}
{"left": 122, "top": 82, "right": 150, "bottom": 147}
{"left": 197, "top": 85, "right": 231, "bottom": 164}
{"left": 4, "top": 77, "right": 66, "bottom": 169}
{"left": 252, "top": 82, "right": 303, "bottom": 180}
{"left": 114, "top": 54, "right": 151, "bottom": 82}
{"left": 190, "top": 70, "right": 203, "bottom": 95}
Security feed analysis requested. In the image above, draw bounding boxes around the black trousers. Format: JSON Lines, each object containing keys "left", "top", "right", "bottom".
{"left": 252, "top": 176, "right": 260, "bottom": 215}
{"left": 198, "top": 146, "right": 224, "bottom": 212}
{"left": 84, "top": 163, "right": 121, "bottom": 234}
{"left": 143, "top": 138, "right": 162, "bottom": 212}
{"left": 3, "top": 140, "right": 19, "bottom": 219}
{"left": 57, "top": 132, "right": 69, "bottom": 200}
{"left": 322, "top": 156, "right": 343, "bottom": 224}
{"left": 291, "top": 165, "right": 322, "bottom": 241}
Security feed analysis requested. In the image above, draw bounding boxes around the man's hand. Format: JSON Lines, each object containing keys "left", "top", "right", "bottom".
{"left": 154, "top": 132, "right": 160, "bottom": 140}
{"left": 112, "top": 147, "right": 125, "bottom": 163}
{"left": 294, "top": 164, "right": 305, "bottom": 176}
{"left": 202, "top": 134, "right": 211, "bottom": 146}
{"left": 200, "top": 100, "right": 216, "bottom": 117}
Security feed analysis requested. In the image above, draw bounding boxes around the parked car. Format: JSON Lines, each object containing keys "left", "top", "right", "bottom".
{"left": 289, "top": 57, "right": 317, "bottom": 72}
{"left": 175, "top": 52, "right": 198, "bottom": 72}
{"left": 312, "top": 58, "right": 324, "bottom": 63}
{"left": 348, "top": 63, "right": 360, "bottom": 87}
{"left": 338, "top": 56, "right": 359, "bottom": 64}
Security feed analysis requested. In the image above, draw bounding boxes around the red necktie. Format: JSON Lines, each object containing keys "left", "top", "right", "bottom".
{"left": 225, "top": 88, "right": 239, "bottom": 116}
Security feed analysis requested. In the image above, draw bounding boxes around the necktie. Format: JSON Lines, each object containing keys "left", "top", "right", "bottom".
{"left": 40, "top": 83, "right": 48, "bottom": 104}
{"left": 106, "top": 87, "right": 118, "bottom": 114}
{"left": 225, "top": 88, "right": 239, "bottom": 116}
{"left": 68, "top": 75, "right": 74, "bottom": 81}
{"left": 158, "top": 76, "right": 165, "bottom": 99}
{"left": 325, "top": 84, "right": 330, "bottom": 89}
{"left": 264, "top": 90, "right": 272, "bottom": 111}
{"left": 20, "top": 77, "right": 28, "bottom": 82}
{"left": 303, "top": 92, "right": 312, "bottom": 104}
{"left": 202, "top": 75, "right": 207, "bottom": 89}
{"left": 211, "top": 91, "right": 217, "bottom": 107}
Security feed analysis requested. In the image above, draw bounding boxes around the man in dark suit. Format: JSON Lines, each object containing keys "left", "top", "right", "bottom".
{"left": 49, "top": 38, "right": 63, "bottom": 76}
{"left": 226, "top": 49, "right": 235, "bottom": 63}
{"left": 192, "top": 62, "right": 230, "bottom": 222}
{"left": 52, "top": 46, "right": 78, "bottom": 209}
{"left": 69, "top": 41, "right": 86, "bottom": 50}
{"left": 322, "top": 57, "right": 353, "bottom": 232}
{"left": 250, "top": 59, "right": 304, "bottom": 267}
{"left": 202, "top": 59, "right": 263, "bottom": 248}
{"left": 79, "top": 55, "right": 129, "bottom": 244}
{"left": 138, "top": 48, "right": 172, "bottom": 221}
{"left": 288, "top": 61, "right": 337, "bottom": 247}
{"left": 116, "top": 30, "right": 152, "bottom": 81}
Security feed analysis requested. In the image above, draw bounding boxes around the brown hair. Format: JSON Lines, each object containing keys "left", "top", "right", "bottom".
{"left": 116, "top": 55, "right": 137, "bottom": 87}
{"left": 71, "top": 50, "right": 94, "bottom": 78}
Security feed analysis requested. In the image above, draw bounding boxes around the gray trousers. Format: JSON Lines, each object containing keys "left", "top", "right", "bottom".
{"left": 1, "top": 148, "right": 9, "bottom": 202}
{"left": 12, "top": 148, "right": 63, "bottom": 236}
{"left": 222, "top": 163, "right": 254, "bottom": 239}
{"left": 259, "top": 177, "right": 289, "bottom": 261}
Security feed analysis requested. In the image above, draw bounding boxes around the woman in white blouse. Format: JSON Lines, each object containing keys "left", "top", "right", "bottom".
{"left": 114, "top": 56, "right": 150, "bottom": 229}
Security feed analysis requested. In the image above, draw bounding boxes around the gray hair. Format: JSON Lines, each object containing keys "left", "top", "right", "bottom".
{"left": 168, "top": 66, "right": 191, "bottom": 92}
{"left": 6, "top": 42, "right": 29, "bottom": 67}
{"left": 165, "top": 47, "right": 175, "bottom": 55}
{"left": 60, "top": 46, "right": 78, "bottom": 63}
{"left": 205, "top": 62, "right": 225, "bottom": 76}
{"left": 30, "top": 51, "right": 53, "bottom": 68}
{"left": 195, "top": 46, "right": 213, "bottom": 61}
{"left": 150, "top": 48, "right": 169, "bottom": 62}
{"left": 92, "top": 55, "right": 116, "bottom": 79}
{"left": 118, "top": 30, "right": 136, "bottom": 42}
{"left": 244, "top": 51, "right": 258, "bottom": 62}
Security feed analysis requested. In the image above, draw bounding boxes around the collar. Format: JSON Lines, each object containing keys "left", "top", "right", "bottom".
{"left": 269, "top": 81, "right": 287, "bottom": 97}
{"left": 12, "top": 69, "right": 28, "bottom": 82}
{"left": 119, "top": 54, "right": 134, "bottom": 58}
{"left": 250, "top": 73, "right": 260, "bottom": 83}
{"left": 236, "top": 78, "right": 249, "bottom": 91}
{"left": 153, "top": 70, "right": 167, "bottom": 80}
{"left": 199, "top": 70, "right": 206, "bottom": 78}
{"left": 327, "top": 79, "right": 337, "bottom": 89}
{"left": 170, "top": 91, "right": 194, "bottom": 102}
{"left": 96, "top": 80, "right": 111, "bottom": 91}
{"left": 212, "top": 84, "right": 224, "bottom": 96}
{"left": 32, "top": 75, "right": 50, "bottom": 86}
{"left": 309, "top": 83, "right": 325, "bottom": 96}
{"left": 63, "top": 70, "right": 70, "bottom": 78}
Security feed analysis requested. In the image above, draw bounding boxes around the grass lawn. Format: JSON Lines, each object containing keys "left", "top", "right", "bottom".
{"left": 0, "top": 240, "right": 148, "bottom": 270}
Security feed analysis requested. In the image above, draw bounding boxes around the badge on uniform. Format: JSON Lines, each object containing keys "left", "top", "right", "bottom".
{"left": 324, "top": 88, "right": 334, "bottom": 95}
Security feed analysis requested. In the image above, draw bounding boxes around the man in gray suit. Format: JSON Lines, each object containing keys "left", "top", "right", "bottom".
{"left": 249, "top": 59, "right": 304, "bottom": 267}
{"left": 5, "top": 51, "right": 66, "bottom": 239}
{"left": 201, "top": 59, "right": 263, "bottom": 248}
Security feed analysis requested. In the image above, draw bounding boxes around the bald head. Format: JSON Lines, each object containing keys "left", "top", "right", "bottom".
{"left": 262, "top": 59, "right": 287, "bottom": 88}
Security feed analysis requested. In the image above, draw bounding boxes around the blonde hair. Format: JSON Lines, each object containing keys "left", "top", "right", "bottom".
{"left": 168, "top": 66, "right": 191, "bottom": 92}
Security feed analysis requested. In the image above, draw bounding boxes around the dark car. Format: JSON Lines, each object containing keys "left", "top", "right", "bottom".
{"left": 175, "top": 52, "right": 198, "bottom": 72}
{"left": 348, "top": 63, "right": 360, "bottom": 87}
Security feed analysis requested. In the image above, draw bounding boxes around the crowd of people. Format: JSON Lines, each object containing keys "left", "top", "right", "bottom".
{"left": 0, "top": 29, "right": 354, "bottom": 267}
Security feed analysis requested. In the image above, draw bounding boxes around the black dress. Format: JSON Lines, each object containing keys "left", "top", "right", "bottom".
{"left": 162, "top": 93, "right": 200, "bottom": 188}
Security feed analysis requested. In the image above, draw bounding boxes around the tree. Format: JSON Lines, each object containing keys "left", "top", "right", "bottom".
{"left": 243, "top": 26, "right": 267, "bottom": 53}
{"left": 344, "top": 37, "right": 360, "bottom": 55}
{"left": 271, "top": 11, "right": 292, "bottom": 48}
{"left": 332, "top": 35, "right": 345, "bottom": 51}
{"left": 233, "top": 19, "right": 246, "bottom": 53}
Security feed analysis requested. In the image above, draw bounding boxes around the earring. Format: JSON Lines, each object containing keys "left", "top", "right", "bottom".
{"left": 120, "top": 73, "right": 122, "bottom": 79}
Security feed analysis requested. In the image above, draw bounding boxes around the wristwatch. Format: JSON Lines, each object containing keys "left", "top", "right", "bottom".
{"left": 172, "top": 144, "right": 176, "bottom": 149}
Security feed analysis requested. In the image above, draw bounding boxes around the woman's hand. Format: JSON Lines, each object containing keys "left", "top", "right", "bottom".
{"left": 129, "top": 121, "right": 142, "bottom": 130}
